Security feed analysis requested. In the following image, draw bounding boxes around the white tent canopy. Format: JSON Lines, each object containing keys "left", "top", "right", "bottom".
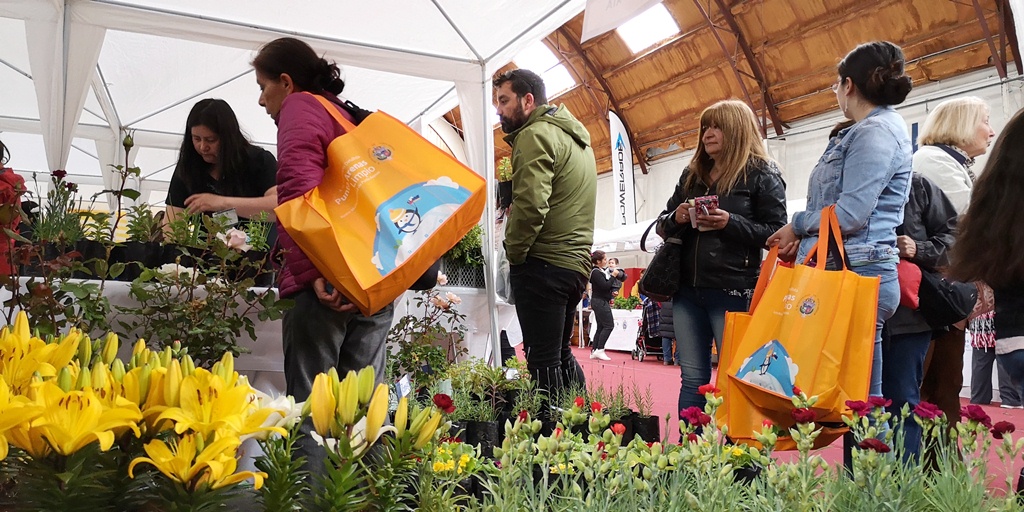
{"left": 1, "top": 0, "right": 588, "bottom": 362}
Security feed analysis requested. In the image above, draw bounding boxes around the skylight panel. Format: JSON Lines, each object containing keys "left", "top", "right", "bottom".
{"left": 512, "top": 42, "right": 577, "bottom": 100}
{"left": 542, "top": 65, "right": 576, "bottom": 97}
{"left": 616, "top": 3, "right": 679, "bottom": 54}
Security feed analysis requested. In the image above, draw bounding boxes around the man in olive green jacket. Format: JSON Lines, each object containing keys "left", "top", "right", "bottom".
{"left": 494, "top": 69, "right": 597, "bottom": 403}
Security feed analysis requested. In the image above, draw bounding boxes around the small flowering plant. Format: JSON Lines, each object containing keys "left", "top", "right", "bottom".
{"left": 430, "top": 438, "right": 483, "bottom": 477}
{"left": 32, "top": 169, "right": 85, "bottom": 248}
{"left": 388, "top": 280, "right": 468, "bottom": 390}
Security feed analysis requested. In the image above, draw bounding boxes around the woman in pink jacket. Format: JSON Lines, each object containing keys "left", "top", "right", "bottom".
{"left": 252, "top": 37, "right": 393, "bottom": 478}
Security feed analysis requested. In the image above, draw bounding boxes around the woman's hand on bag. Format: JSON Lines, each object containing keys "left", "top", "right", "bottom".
{"left": 673, "top": 203, "right": 691, "bottom": 225}
{"left": 768, "top": 223, "right": 799, "bottom": 262}
{"left": 896, "top": 235, "right": 917, "bottom": 259}
{"left": 696, "top": 208, "right": 729, "bottom": 230}
{"left": 313, "top": 277, "right": 357, "bottom": 313}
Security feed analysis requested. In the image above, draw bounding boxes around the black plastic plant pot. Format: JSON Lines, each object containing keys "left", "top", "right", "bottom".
{"left": 497, "top": 181, "right": 513, "bottom": 209}
{"left": 465, "top": 420, "right": 502, "bottom": 459}
{"left": 632, "top": 413, "right": 661, "bottom": 443}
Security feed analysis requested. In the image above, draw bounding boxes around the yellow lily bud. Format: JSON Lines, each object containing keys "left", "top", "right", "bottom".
{"left": 181, "top": 355, "right": 196, "bottom": 376}
{"left": 164, "top": 359, "right": 182, "bottom": 408}
{"left": 414, "top": 412, "right": 442, "bottom": 449}
{"left": 78, "top": 336, "right": 92, "bottom": 367}
{"left": 337, "top": 371, "right": 358, "bottom": 426}
{"left": 102, "top": 333, "right": 119, "bottom": 365}
{"left": 13, "top": 311, "right": 29, "bottom": 340}
{"left": 409, "top": 405, "right": 430, "bottom": 434}
{"left": 171, "top": 339, "right": 181, "bottom": 353}
{"left": 111, "top": 359, "right": 126, "bottom": 382}
{"left": 394, "top": 396, "right": 409, "bottom": 439}
{"left": 327, "top": 368, "right": 340, "bottom": 398}
{"left": 357, "top": 366, "right": 375, "bottom": 404}
{"left": 57, "top": 367, "right": 73, "bottom": 392}
{"left": 132, "top": 339, "right": 147, "bottom": 357}
{"left": 364, "top": 384, "right": 389, "bottom": 443}
{"left": 160, "top": 346, "right": 172, "bottom": 367}
{"left": 91, "top": 361, "right": 109, "bottom": 390}
{"left": 220, "top": 352, "right": 235, "bottom": 379}
{"left": 308, "top": 373, "right": 336, "bottom": 437}
{"left": 76, "top": 366, "right": 92, "bottom": 390}
{"left": 301, "top": 399, "right": 312, "bottom": 417}
{"left": 137, "top": 365, "right": 152, "bottom": 401}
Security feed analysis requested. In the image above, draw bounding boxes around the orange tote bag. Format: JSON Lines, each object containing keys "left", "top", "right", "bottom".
{"left": 715, "top": 206, "right": 879, "bottom": 450}
{"left": 276, "top": 94, "right": 485, "bottom": 316}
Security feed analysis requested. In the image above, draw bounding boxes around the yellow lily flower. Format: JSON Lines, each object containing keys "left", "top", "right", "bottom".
{"left": 129, "top": 433, "right": 266, "bottom": 490}
{"left": 0, "top": 313, "right": 82, "bottom": 393}
{"left": 157, "top": 368, "right": 285, "bottom": 440}
{"left": 0, "top": 375, "right": 43, "bottom": 459}
{"left": 308, "top": 373, "right": 336, "bottom": 437}
{"left": 21, "top": 381, "right": 141, "bottom": 457}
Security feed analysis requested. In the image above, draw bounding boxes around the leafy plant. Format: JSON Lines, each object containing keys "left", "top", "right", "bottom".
{"left": 388, "top": 289, "right": 468, "bottom": 390}
{"left": 629, "top": 381, "right": 655, "bottom": 418}
{"left": 32, "top": 170, "right": 85, "bottom": 248}
{"left": 444, "top": 224, "right": 483, "bottom": 267}
{"left": 497, "top": 156, "right": 512, "bottom": 182}
{"left": 125, "top": 205, "right": 164, "bottom": 243}
{"left": 612, "top": 295, "right": 640, "bottom": 309}
{"left": 243, "top": 212, "right": 273, "bottom": 252}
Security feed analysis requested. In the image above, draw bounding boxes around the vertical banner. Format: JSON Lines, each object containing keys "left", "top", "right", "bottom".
{"left": 609, "top": 110, "right": 637, "bottom": 226}
{"left": 581, "top": 0, "right": 664, "bottom": 43}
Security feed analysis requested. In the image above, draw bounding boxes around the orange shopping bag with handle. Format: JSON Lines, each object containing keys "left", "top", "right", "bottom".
{"left": 715, "top": 205, "right": 879, "bottom": 450}
{"left": 276, "top": 94, "right": 486, "bottom": 316}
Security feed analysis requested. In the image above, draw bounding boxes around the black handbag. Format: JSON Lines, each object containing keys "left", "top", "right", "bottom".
{"left": 637, "top": 217, "right": 682, "bottom": 302}
{"left": 917, "top": 267, "right": 978, "bottom": 329}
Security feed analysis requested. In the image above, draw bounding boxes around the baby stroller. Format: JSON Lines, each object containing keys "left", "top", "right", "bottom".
{"left": 631, "top": 313, "right": 665, "bottom": 362}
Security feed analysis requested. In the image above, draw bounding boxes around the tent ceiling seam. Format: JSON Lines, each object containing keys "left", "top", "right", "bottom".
{"left": 124, "top": 69, "right": 253, "bottom": 126}
{"left": 484, "top": 0, "right": 577, "bottom": 65}
{"left": 430, "top": 0, "right": 482, "bottom": 62}
{"left": 94, "top": 64, "right": 121, "bottom": 128}
{"left": 411, "top": 85, "right": 458, "bottom": 126}
{"left": 0, "top": 57, "right": 32, "bottom": 80}
{"left": 87, "top": 0, "right": 479, "bottom": 66}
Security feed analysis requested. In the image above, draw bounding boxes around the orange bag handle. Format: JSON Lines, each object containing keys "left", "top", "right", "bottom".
{"left": 749, "top": 244, "right": 779, "bottom": 311}
{"left": 306, "top": 92, "right": 359, "bottom": 133}
{"left": 803, "top": 205, "right": 849, "bottom": 270}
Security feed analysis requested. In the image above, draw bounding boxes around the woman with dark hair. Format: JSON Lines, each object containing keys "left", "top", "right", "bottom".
{"left": 251, "top": 37, "right": 392, "bottom": 478}
{"left": 768, "top": 40, "right": 913, "bottom": 463}
{"left": 951, "top": 107, "right": 1024, "bottom": 403}
{"left": 589, "top": 250, "right": 618, "bottom": 361}
{"left": 166, "top": 98, "right": 277, "bottom": 227}
{"left": 657, "top": 99, "right": 787, "bottom": 417}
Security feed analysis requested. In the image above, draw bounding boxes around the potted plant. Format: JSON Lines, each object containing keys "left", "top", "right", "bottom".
{"left": 496, "top": 156, "right": 513, "bottom": 209}
{"left": 441, "top": 224, "right": 484, "bottom": 288}
{"left": 629, "top": 382, "right": 660, "bottom": 443}
{"left": 447, "top": 359, "right": 512, "bottom": 458}
{"left": 122, "top": 204, "right": 164, "bottom": 281}
{"left": 388, "top": 288, "right": 468, "bottom": 393}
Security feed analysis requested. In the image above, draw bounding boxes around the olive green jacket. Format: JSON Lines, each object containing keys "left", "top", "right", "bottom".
{"left": 502, "top": 104, "right": 597, "bottom": 278}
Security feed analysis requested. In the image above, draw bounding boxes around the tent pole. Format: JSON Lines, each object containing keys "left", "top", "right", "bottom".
{"left": 480, "top": 69, "right": 501, "bottom": 368}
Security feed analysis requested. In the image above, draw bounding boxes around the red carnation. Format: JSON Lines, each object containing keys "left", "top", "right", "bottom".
{"left": 553, "top": 427, "right": 563, "bottom": 438}
{"left": 858, "top": 438, "right": 891, "bottom": 453}
{"left": 51, "top": 169, "right": 67, "bottom": 179}
{"left": 591, "top": 401, "right": 603, "bottom": 413}
{"left": 792, "top": 385, "right": 803, "bottom": 396}
{"left": 961, "top": 404, "right": 993, "bottom": 428}
{"left": 518, "top": 410, "right": 529, "bottom": 423}
{"left": 846, "top": 400, "right": 872, "bottom": 417}
{"left": 611, "top": 422, "right": 626, "bottom": 436}
{"left": 680, "top": 406, "right": 711, "bottom": 427}
{"left": 432, "top": 393, "right": 455, "bottom": 414}
{"left": 991, "top": 421, "right": 1016, "bottom": 440}
{"left": 686, "top": 432, "right": 699, "bottom": 443}
{"left": 867, "top": 396, "right": 892, "bottom": 409}
{"left": 791, "top": 407, "right": 817, "bottom": 424}
{"left": 697, "top": 384, "right": 720, "bottom": 395}
{"left": 762, "top": 419, "right": 774, "bottom": 428}
{"left": 574, "top": 396, "right": 585, "bottom": 409}
{"left": 914, "top": 401, "right": 943, "bottom": 420}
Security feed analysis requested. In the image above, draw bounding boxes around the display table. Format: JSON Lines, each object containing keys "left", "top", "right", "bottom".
{"left": 588, "top": 308, "right": 642, "bottom": 353}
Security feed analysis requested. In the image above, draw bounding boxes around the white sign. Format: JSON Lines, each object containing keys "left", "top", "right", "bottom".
{"left": 609, "top": 110, "right": 637, "bottom": 226}
{"left": 581, "top": 0, "right": 664, "bottom": 43}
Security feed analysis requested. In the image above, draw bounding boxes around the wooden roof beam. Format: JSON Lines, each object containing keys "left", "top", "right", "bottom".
{"left": 971, "top": 0, "right": 1007, "bottom": 78}
{"left": 544, "top": 34, "right": 608, "bottom": 122}
{"left": 710, "top": 0, "right": 785, "bottom": 136}
{"left": 555, "top": 26, "right": 650, "bottom": 174}
{"left": 1001, "top": 0, "right": 1024, "bottom": 74}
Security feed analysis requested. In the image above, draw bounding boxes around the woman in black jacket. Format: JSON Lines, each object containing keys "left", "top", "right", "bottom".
{"left": 881, "top": 173, "right": 958, "bottom": 462}
{"left": 589, "top": 250, "right": 620, "bottom": 361}
{"left": 656, "top": 100, "right": 788, "bottom": 416}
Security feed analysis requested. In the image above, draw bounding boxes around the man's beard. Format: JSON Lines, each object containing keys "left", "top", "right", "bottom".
{"left": 499, "top": 104, "right": 527, "bottom": 134}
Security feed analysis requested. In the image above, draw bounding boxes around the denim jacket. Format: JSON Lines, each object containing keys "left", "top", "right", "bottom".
{"left": 793, "top": 106, "right": 912, "bottom": 266}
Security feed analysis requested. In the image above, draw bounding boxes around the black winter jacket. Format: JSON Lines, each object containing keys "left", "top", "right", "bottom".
{"left": 886, "top": 173, "right": 959, "bottom": 336}
{"left": 656, "top": 158, "right": 788, "bottom": 290}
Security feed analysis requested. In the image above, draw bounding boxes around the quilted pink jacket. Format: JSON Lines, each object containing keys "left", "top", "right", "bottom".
{"left": 274, "top": 92, "right": 354, "bottom": 298}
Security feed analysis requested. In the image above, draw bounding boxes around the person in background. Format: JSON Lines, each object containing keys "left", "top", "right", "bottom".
{"left": 881, "top": 172, "right": 958, "bottom": 462}
{"left": 912, "top": 96, "right": 1018, "bottom": 413}
{"left": 657, "top": 99, "right": 788, "bottom": 417}
{"left": 659, "top": 299, "right": 675, "bottom": 365}
{"left": 950, "top": 106, "right": 1024, "bottom": 433}
{"left": 608, "top": 257, "right": 626, "bottom": 297}
{"left": 495, "top": 68, "right": 595, "bottom": 405}
{"left": 769, "top": 40, "right": 913, "bottom": 466}
{"left": 251, "top": 37, "right": 394, "bottom": 479}
{"left": 166, "top": 98, "right": 278, "bottom": 233}
{"left": 589, "top": 250, "right": 616, "bottom": 361}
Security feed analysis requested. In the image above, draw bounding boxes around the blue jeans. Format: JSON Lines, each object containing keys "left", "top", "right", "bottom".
{"left": 673, "top": 286, "right": 750, "bottom": 416}
{"left": 997, "top": 350, "right": 1024, "bottom": 401}
{"left": 881, "top": 328, "right": 932, "bottom": 462}
{"left": 661, "top": 336, "right": 674, "bottom": 363}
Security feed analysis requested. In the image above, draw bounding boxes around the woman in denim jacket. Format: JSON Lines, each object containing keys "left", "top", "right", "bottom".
{"left": 769, "top": 40, "right": 914, "bottom": 401}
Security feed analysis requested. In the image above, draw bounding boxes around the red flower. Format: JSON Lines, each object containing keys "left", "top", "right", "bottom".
{"left": 596, "top": 441, "right": 606, "bottom": 451}
{"left": 518, "top": 410, "right": 529, "bottom": 423}
{"left": 697, "top": 384, "right": 720, "bottom": 395}
{"left": 961, "top": 404, "right": 993, "bottom": 428}
{"left": 991, "top": 421, "right": 1016, "bottom": 440}
{"left": 611, "top": 423, "right": 626, "bottom": 436}
{"left": 591, "top": 401, "right": 603, "bottom": 413}
{"left": 867, "top": 396, "right": 892, "bottom": 409}
{"left": 432, "top": 393, "right": 456, "bottom": 414}
{"left": 553, "top": 427, "right": 563, "bottom": 438}
{"left": 792, "top": 385, "right": 803, "bottom": 396}
{"left": 686, "top": 432, "right": 699, "bottom": 443}
{"left": 791, "top": 408, "right": 817, "bottom": 424}
{"left": 51, "top": 169, "right": 67, "bottom": 179}
{"left": 913, "top": 401, "right": 943, "bottom": 420}
{"left": 574, "top": 396, "right": 585, "bottom": 409}
{"left": 762, "top": 419, "right": 774, "bottom": 428}
{"left": 846, "top": 400, "right": 872, "bottom": 417}
{"left": 858, "top": 438, "right": 891, "bottom": 453}
{"left": 680, "top": 406, "right": 711, "bottom": 427}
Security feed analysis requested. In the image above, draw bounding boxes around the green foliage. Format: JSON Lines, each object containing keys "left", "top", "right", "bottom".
{"left": 629, "top": 381, "right": 655, "bottom": 418}
{"left": 32, "top": 171, "right": 85, "bottom": 248}
{"left": 244, "top": 212, "right": 273, "bottom": 252}
{"left": 497, "top": 156, "right": 512, "bottom": 182}
{"left": 255, "top": 422, "right": 309, "bottom": 511}
{"left": 165, "top": 210, "right": 206, "bottom": 247}
{"left": 444, "top": 225, "right": 484, "bottom": 267}
{"left": 7, "top": 443, "right": 120, "bottom": 512}
{"left": 388, "top": 290, "right": 468, "bottom": 390}
{"left": 124, "top": 205, "right": 163, "bottom": 243}
{"left": 612, "top": 295, "right": 640, "bottom": 310}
